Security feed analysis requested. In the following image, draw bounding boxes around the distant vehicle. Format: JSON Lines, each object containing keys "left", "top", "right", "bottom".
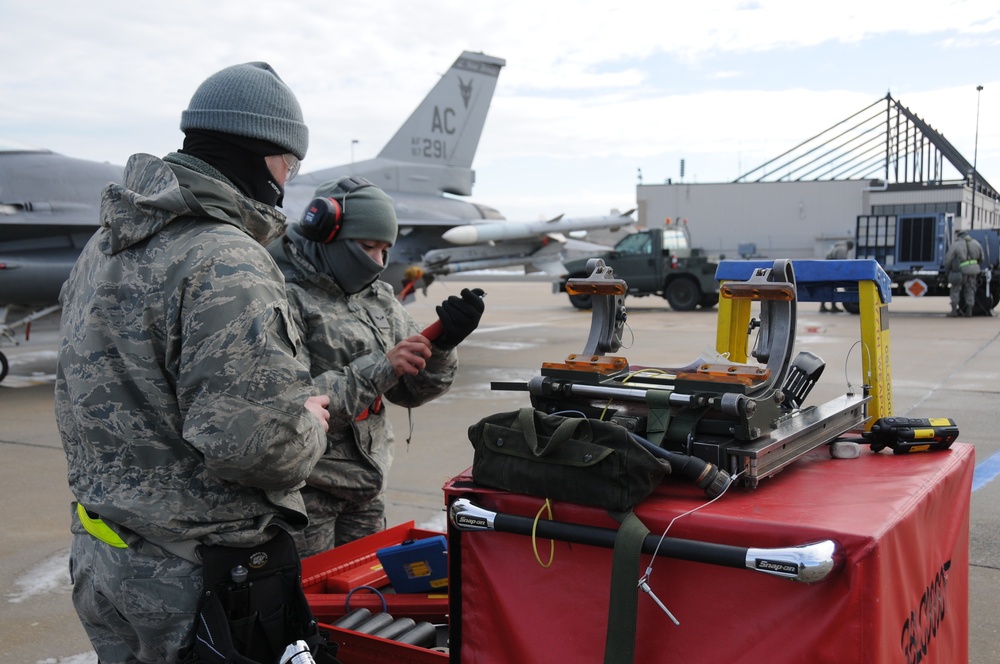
{"left": 555, "top": 223, "right": 721, "bottom": 311}
{"left": 852, "top": 212, "right": 1000, "bottom": 315}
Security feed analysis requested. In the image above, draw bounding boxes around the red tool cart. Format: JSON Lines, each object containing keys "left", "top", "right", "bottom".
{"left": 444, "top": 443, "right": 973, "bottom": 663}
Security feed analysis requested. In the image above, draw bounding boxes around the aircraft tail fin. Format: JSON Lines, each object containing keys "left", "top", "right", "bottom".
{"left": 377, "top": 51, "right": 505, "bottom": 196}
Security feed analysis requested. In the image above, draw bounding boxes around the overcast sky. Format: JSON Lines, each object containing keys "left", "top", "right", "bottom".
{"left": 2, "top": 0, "right": 998, "bottom": 221}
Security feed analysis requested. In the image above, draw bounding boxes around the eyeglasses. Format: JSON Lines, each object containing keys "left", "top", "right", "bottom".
{"left": 283, "top": 153, "right": 301, "bottom": 183}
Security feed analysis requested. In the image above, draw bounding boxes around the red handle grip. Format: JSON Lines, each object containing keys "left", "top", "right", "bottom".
{"left": 421, "top": 320, "right": 445, "bottom": 341}
{"left": 421, "top": 288, "right": 485, "bottom": 342}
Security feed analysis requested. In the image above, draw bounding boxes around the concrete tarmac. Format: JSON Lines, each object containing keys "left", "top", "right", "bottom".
{"left": 1, "top": 275, "right": 998, "bottom": 663}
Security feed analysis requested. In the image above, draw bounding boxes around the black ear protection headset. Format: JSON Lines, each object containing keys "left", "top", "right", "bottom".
{"left": 299, "top": 176, "right": 375, "bottom": 243}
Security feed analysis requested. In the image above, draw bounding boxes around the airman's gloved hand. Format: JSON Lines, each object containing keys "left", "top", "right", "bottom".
{"left": 435, "top": 288, "right": 485, "bottom": 349}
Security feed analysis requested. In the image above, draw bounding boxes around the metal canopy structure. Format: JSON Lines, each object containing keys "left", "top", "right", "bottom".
{"left": 735, "top": 93, "right": 998, "bottom": 202}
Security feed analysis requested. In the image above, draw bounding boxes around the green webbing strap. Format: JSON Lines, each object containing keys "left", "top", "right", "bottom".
{"left": 603, "top": 510, "right": 650, "bottom": 664}
{"left": 645, "top": 389, "right": 673, "bottom": 447}
{"left": 665, "top": 405, "right": 710, "bottom": 447}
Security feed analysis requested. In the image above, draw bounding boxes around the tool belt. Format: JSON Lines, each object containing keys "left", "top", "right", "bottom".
{"left": 76, "top": 503, "right": 337, "bottom": 662}
{"left": 184, "top": 529, "right": 339, "bottom": 663}
{"left": 960, "top": 259, "right": 981, "bottom": 275}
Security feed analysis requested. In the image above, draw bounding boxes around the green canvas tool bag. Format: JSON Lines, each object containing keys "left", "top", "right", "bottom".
{"left": 468, "top": 407, "right": 672, "bottom": 511}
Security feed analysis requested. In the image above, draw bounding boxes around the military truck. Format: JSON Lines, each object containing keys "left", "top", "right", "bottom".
{"left": 555, "top": 225, "right": 720, "bottom": 311}
{"left": 852, "top": 212, "right": 1000, "bottom": 315}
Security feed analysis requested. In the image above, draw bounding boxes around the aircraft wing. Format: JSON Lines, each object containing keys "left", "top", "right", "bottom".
{"left": 0, "top": 146, "right": 123, "bottom": 308}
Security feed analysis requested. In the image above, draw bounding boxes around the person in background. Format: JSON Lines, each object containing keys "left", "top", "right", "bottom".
{"left": 944, "top": 229, "right": 985, "bottom": 317}
{"left": 820, "top": 239, "right": 854, "bottom": 312}
{"left": 55, "top": 61, "right": 330, "bottom": 663}
{"left": 269, "top": 176, "right": 485, "bottom": 556}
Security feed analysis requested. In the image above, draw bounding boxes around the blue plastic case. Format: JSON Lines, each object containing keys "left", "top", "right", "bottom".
{"left": 375, "top": 535, "right": 448, "bottom": 593}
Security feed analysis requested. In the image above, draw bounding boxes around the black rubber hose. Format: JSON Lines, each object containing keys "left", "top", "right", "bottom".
{"left": 629, "top": 433, "right": 732, "bottom": 498}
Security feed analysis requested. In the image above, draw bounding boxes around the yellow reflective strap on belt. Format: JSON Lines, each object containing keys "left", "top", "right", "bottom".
{"left": 960, "top": 259, "right": 978, "bottom": 266}
{"left": 76, "top": 503, "right": 128, "bottom": 549}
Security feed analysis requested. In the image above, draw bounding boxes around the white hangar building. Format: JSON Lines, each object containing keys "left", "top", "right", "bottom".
{"left": 635, "top": 94, "right": 1000, "bottom": 261}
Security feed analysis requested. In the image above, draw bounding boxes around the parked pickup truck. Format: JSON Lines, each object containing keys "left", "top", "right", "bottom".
{"left": 555, "top": 225, "right": 720, "bottom": 311}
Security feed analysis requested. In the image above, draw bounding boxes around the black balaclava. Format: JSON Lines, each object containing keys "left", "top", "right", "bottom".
{"left": 180, "top": 129, "right": 287, "bottom": 207}
{"left": 286, "top": 226, "right": 386, "bottom": 295}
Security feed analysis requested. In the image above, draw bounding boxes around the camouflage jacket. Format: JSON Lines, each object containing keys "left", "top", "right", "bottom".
{"left": 269, "top": 237, "right": 457, "bottom": 498}
{"left": 944, "top": 235, "right": 985, "bottom": 275}
{"left": 55, "top": 153, "right": 325, "bottom": 547}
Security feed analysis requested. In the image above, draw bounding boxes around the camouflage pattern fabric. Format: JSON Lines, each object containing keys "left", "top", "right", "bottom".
{"left": 70, "top": 508, "right": 201, "bottom": 663}
{"left": 945, "top": 235, "right": 986, "bottom": 310}
{"left": 297, "top": 489, "right": 387, "bottom": 553}
{"left": 56, "top": 153, "right": 326, "bottom": 660}
{"left": 270, "top": 236, "right": 458, "bottom": 555}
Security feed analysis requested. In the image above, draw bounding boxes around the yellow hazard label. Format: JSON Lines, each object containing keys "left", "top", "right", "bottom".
{"left": 928, "top": 418, "right": 952, "bottom": 426}
{"left": 405, "top": 561, "right": 431, "bottom": 578}
{"left": 908, "top": 444, "right": 932, "bottom": 453}
{"left": 914, "top": 429, "right": 934, "bottom": 439}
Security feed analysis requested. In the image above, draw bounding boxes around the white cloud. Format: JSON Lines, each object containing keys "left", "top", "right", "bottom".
{"left": 1, "top": 0, "right": 998, "bottom": 219}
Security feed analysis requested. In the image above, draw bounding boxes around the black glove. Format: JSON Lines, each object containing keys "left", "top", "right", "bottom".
{"left": 434, "top": 288, "right": 485, "bottom": 349}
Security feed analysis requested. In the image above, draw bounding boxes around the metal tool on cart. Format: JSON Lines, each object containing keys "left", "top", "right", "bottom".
{"left": 493, "top": 257, "right": 869, "bottom": 487}
{"left": 449, "top": 498, "right": 837, "bottom": 583}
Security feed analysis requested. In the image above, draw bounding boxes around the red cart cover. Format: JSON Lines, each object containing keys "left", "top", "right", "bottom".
{"left": 445, "top": 443, "right": 973, "bottom": 664}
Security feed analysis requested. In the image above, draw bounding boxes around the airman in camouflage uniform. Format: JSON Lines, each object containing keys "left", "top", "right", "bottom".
{"left": 944, "top": 229, "right": 985, "bottom": 317}
{"left": 269, "top": 177, "right": 484, "bottom": 555}
{"left": 55, "top": 62, "right": 329, "bottom": 663}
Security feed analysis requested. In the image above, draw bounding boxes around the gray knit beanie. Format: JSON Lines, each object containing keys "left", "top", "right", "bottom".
{"left": 180, "top": 61, "right": 309, "bottom": 159}
{"left": 314, "top": 178, "right": 399, "bottom": 246}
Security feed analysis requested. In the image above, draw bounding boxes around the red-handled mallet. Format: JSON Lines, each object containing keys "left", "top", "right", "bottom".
{"left": 420, "top": 288, "right": 485, "bottom": 341}
{"left": 420, "top": 319, "right": 446, "bottom": 342}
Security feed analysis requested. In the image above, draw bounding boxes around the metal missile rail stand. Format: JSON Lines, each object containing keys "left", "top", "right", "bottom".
{"left": 715, "top": 258, "right": 895, "bottom": 427}
{"left": 494, "top": 257, "right": 892, "bottom": 488}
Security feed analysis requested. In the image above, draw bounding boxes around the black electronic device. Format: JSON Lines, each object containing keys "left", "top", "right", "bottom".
{"left": 863, "top": 417, "right": 959, "bottom": 454}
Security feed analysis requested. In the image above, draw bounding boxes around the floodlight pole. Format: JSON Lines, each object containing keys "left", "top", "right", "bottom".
{"left": 972, "top": 85, "right": 983, "bottom": 229}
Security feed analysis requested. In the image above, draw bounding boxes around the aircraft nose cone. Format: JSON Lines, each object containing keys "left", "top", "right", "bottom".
{"left": 442, "top": 225, "right": 479, "bottom": 245}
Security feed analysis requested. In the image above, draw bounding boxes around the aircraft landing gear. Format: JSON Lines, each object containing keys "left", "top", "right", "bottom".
{"left": 0, "top": 303, "right": 62, "bottom": 384}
